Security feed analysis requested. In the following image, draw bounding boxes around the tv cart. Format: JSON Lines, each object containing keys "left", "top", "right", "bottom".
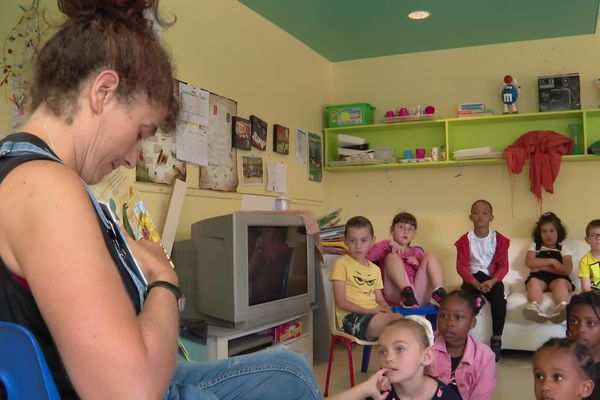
{"left": 205, "top": 308, "right": 313, "bottom": 365}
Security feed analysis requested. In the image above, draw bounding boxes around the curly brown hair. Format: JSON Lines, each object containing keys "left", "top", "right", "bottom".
{"left": 31, "top": 0, "right": 179, "bottom": 131}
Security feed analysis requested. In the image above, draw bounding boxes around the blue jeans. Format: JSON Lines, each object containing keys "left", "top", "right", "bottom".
{"left": 164, "top": 350, "right": 321, "bottom": 399}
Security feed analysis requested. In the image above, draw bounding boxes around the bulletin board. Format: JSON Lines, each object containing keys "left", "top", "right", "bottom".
{"left": 198, "top": 92, "right": 238, "bottom": 191}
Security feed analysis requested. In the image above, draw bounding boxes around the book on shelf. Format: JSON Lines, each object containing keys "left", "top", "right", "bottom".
{"left": 456, "top": 108, "right": 494, "bottom": 118}
{"left": 337, "top": 147, "right": 374, "bottom": 157}
{"left": 340, "top": 143, "right": 370, "bottom": 150}
{"left": 318, "top": 208, "right": 342, "bottom": 229}
{"left": 458, "top": 102, "right": 486, "bottom": 112}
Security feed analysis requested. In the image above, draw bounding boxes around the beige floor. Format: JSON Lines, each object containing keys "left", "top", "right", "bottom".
{"left": 313, "top": 346, "right": 534, "bottom": 399}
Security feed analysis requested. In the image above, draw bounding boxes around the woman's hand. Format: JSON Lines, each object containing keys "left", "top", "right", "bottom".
{"left": 119, "top": 223, "right": 178, "bottom": 284}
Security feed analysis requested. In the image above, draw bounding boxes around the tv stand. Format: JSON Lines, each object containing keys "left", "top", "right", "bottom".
{"left": 205, "top": 308, "right": 313, "bottom": 365}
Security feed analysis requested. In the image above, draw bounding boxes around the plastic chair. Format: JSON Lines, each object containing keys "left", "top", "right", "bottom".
{"left": 323, "top": 301, "right": 377, "bottom": 396}
{"left": 0, "top": 322, "right": 61, "bottom": 400}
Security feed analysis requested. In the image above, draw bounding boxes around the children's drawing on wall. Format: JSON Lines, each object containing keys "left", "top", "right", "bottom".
{"left": 273, "top": 124, "right": 290, "bottom": 155}
{"left": 296, "top": 128, "right": 308, "bottom": 165}
{"left": 308, "top": 132, "right": 322, "bottom": 182}
{"left": 137, "top": 133, "right": 186, "bottom": 185}
{"left": 242, "top": 156, "right": 264, "bottom": 186}
{"left": 232, "top": 116, "right": 251, "bottom": 150}
{"left": 1, "top": 0, "right": 48, "bottom": 129}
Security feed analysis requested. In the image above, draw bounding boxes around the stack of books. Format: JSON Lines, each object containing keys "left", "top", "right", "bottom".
{"left": 457, "top": 103, "right": 494, "bottom": 118}
{"left": 318, "top": 209, "right": 347, "bottom": 255}
{"left": 337, "top": 134, "right": 373, "bottom": 161}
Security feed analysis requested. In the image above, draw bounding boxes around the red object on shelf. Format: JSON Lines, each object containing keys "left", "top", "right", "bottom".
{"left": 268, "top": 321, "right": 302, "bottom": 343}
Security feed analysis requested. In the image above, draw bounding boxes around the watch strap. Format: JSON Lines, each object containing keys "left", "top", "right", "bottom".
{"left": 145, "top": 280, "right": 185, "bottom": 312}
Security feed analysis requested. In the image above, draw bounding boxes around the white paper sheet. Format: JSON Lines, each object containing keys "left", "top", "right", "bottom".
{"left": 296, "top": 128, "right": 308, "bottom": 165}
{"left": 267, "top": 161, "right": 287, "bottom": 193}
{"left": 179, "top": 82, "right": 210, "bottom": 126}
{"left": 176, "top": 123, "right": 208, "bottom": 166}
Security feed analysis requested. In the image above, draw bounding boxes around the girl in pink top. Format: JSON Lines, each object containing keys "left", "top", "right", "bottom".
{"left": 367, "top": 212, "right": 446, "bottom": 308}
{"left": 428, "top": 290, "right": 496, "bottom": 400}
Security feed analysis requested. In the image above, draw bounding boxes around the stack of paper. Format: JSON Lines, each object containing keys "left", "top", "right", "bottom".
{"left": 453, "top": 147, "right": 503, "bottom": 160}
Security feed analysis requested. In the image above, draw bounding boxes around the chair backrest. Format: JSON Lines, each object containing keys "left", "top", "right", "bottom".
{"left": 0, "top": 322, "right": 61, "bottom": 400}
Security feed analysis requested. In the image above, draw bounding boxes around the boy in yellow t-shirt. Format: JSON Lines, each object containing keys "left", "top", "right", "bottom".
{"left": 329, "top": 216, "right": 402, "bottom": 340}
{"left": 580, "top": 219, "right": 600, "bottom": 292}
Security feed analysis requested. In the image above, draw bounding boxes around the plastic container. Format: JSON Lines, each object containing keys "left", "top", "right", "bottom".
{"left": 373, "top": 147, "right": 394, "bottom": 161}
{"left": 326, "top": 103, "right": 375, "bottom": 127}
{"left": 568, "top": 123, "right": 584, "bottom": 155}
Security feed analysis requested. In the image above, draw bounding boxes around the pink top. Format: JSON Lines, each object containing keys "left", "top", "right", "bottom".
{"left": 367, "top": 240, "right": 424, "bottom": 284}
{"left": 427, "top": 333, "right": 496, "bottom": 400}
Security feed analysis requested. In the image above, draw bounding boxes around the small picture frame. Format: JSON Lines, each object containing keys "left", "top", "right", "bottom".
{"left": 250, "top": 115, "right": 268, "bottom": 151}
{"left": 232, "top": 116, "right": 251, "bottom": 150}
{"left": 273, "top": 124, "right": 290, "bottom": 155}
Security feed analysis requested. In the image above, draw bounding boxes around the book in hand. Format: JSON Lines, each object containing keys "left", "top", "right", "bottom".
{"left": 98, "top": 201, "right": 147, "bottom": 285}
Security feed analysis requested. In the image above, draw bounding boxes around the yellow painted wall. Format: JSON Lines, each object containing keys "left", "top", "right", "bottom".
{"left": 2, "top": 2, "right": 599, "bottom": 284}
{"left": 0, "top": 1, "right": 330, "bottom": 240}
{"left": 328, "top": 33, "right": 600, "bottom": 287}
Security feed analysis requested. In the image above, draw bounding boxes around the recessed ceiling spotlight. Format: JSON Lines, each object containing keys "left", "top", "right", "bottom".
{"left": 408, "top": 10, "right": 431, "bottom": 20}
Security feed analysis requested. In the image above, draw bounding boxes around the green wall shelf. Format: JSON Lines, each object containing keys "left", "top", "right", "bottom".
{"left": 324, "top": 109, "right": 600, "bottom": 171}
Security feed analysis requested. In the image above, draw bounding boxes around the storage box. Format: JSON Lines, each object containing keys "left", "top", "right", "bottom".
{"left": 326, "top": 103, "right": 375, "bottom": 127}
{"left": 268, "top": 321, "right": 302, "bottom": 343}
{"left": 538, "top": 73, "right": 581, "bottom": 112}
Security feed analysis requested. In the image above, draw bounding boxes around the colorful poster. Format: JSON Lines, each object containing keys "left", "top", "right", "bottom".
{"left": 137, "top": 133, "right": 187, "bottom": 185}
{"left": 242, "top": 156, "right": 264, "bottom": 186}
{"left": 308, "top": 132, "right": 322, "bottom": 182}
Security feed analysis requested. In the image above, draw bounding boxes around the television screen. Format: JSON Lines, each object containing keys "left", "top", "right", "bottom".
{"left": 248, "top": 226, "right": 308, "bottom": 306}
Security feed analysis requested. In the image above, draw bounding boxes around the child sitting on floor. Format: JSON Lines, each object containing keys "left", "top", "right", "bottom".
{"left": 329, "top": 316, "right": 459, "bottom": 400}
{"left": 524, "top": 212, "right": 573, "bottom": 323}
{"left": 367, "top": 212, "right": 447, "bottom": 309}
{"left": 532, "top": 337, "right": 595, "bottom": 400}
{"left": 330, "top": 216, "right": 402, "bottom": 341}
{"left": 428, "top": 290, "right": 496, "bottom": 400}
{"left": 567, "top": 291, "right": 600, "bottom": 400}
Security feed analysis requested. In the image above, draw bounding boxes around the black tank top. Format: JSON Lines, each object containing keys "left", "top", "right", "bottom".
{"left": 0, "top": 133, "right": 141, "bottom": 399}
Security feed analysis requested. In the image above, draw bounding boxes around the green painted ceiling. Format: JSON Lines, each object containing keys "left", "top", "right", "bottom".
{"left": 239, "top": 0, "right": 600, "bottom": 62}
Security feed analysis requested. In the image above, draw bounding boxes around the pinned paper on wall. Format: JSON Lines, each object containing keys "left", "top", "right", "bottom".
{"left": 179, "top": 82, "right": 209, "bottom": 126}
{"left": 241, "top": 156, "right": 264, "bottom": 186}
{"left": 176, "top": 123, "right": 208, "bottom": 166}
{"left": 308, "top": 132, "right": 322, "bottom": 182}
{"left": 267, "top": 161, "right": 287, "bottom": 193}
{"left": 296, "top": 128, "right": 308, "bottom": 165}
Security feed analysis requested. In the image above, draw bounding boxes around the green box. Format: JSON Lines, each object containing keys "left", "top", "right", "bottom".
{"left": 326, "top": 103, "right": 375, "bottom": 127}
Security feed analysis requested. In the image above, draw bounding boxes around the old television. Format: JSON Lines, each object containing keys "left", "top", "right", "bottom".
{"left": 172, "top": 212, "right": 316, "bottom": 328}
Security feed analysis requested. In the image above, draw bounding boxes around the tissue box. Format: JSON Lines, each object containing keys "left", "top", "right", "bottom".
{"left": 269, "top": 321, "right": 302, "bottom": 343}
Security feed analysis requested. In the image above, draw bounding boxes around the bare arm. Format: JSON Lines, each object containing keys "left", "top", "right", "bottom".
{"left": 374, "top": 289, "right": 390, "bottom": 312}
{"left": 0, "top": 161, "right": 178, "bottom": 399}
{"left": 581, "top": 277, "right": 593, "bottom": 292}
{"left": 525, "top": 250, "right": 559, "bottom": 270}
{"left": 328, "top": 368, "right": 391, "bottom": 400}
{"left": 332, "top": 280, "right": 379, "bottom": 314}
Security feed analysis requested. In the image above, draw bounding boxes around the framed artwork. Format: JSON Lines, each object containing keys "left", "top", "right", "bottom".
{"left": 250, "top": 115, "right": 268, "bottom": 150}
{"left": 308, "top": 132, "right": 322, "bottom": 182}
{"left": 232, "top": 116, "right": 251, "bottom": 150}
{"left": 273, "top": 124, "right": 290, "bottom": 155}
{"left": 241, "top": 156, "right": 264, "bottom": 185}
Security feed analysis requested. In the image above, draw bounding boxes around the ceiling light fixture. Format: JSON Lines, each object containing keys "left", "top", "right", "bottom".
{"left": 408, "top": 10, "right": 431, "bottom": 20}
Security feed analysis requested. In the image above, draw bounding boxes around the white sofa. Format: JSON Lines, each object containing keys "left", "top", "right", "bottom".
{"left": 471, "top": 238, "right": 589, "bottom": 351}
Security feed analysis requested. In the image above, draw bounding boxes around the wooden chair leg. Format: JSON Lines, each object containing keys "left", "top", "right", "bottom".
{"left": 324, "top": 336, "right": 336, "bottom": 397}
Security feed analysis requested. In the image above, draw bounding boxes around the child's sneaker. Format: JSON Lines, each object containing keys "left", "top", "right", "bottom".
{"left": 400, "top": 286, "right": 419, "bottom": 309}
{"left": 490, "top": 338, "right": 502, "bottom": 363}
{"left": 430, "top": 287, "right": 447, "bottom": 307}
{"left": 549, "top": 301, "right": 568, "bottom": 324}
{"left": 523, "top": 301, "right": 548, "bottom": 322}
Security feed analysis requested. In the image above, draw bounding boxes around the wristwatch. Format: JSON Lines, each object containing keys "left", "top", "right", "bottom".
{"left": 145, "top": 280, "right": 186, "bottom": 312}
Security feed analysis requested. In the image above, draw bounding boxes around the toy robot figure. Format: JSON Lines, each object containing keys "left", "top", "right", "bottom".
{"left": 500, "top": 75, "right": 521, "bottom": 114}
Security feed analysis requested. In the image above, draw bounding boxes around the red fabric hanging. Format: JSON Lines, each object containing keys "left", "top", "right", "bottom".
{"left": 504, "top": 130, "right": 573, "bottom": 201}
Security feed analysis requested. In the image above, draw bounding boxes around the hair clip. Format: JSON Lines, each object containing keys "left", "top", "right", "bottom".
{"left": 406, "top": 315, "right": 434, "bottom": 347}
{"left": 474, "top": 296, "right": 483, "bottom": 308}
